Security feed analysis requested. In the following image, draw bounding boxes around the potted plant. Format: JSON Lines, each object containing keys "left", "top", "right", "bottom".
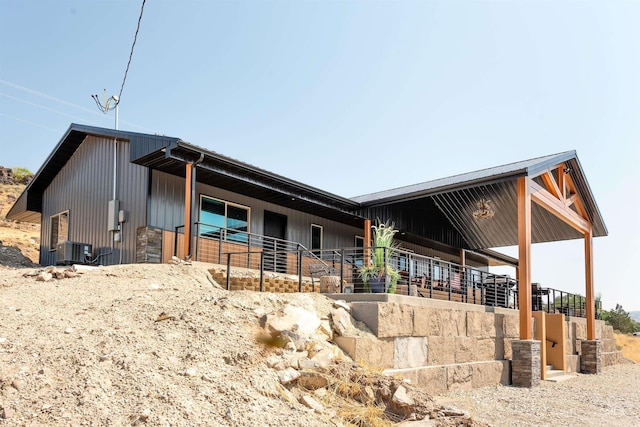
{"left": 359, "top": 220, "right": 401, "bottom": 293}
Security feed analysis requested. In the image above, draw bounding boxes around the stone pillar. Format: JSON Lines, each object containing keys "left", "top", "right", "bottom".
{"left": 136, "top": 226, "right": 163, "bottom": 263}
{"left": 511, "top": 340, "right": 541, "bottom": 387}
{"left": 580, "top": 340, "right": 601, "bottom": 374}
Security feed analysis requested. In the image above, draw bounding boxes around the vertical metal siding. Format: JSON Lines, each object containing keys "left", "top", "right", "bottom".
{"left": 148, "top": 170, "right": 362, "bottom": 250}
{"left": 41, "top": 135, "right": 148, "bottom": 266}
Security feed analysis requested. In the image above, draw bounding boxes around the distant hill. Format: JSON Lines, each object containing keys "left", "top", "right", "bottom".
{"left": 629, "top": 311, "right": 640, "bottom": 323}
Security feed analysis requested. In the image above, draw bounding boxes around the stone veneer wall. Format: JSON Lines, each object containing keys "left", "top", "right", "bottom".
{"left": 330, "top": 294, "right": 622, "bottom": 395}
{"left": 332, "top": 296, "right": 518, "bottom": 394}
{"left": 565, "top": 316, "right": 621, "bottom": 372}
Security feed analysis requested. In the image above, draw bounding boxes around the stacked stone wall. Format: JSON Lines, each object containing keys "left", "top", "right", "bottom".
{"left": 209, "top": 268, "right": 319, "bottom": 293}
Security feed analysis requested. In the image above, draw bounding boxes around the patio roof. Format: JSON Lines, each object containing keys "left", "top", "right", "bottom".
{"left": 352, "top": 151, "right": 607, "bottom": 250}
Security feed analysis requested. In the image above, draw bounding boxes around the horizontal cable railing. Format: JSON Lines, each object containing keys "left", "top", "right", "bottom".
{"left": 173, "top": 222, "right": 329, "bottom": 269}
{"left": 174, "top": 227, "right": 592, "bottom": 317}
{"left": 217, "top": 246, "right": 520, "bottom": 309}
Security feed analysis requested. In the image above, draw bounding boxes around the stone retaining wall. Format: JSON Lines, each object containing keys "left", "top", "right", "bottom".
{"left": 331, "top": 294, "right": 622, "bottom": 394}
{"left": 209, "top": 267, "right": 319, "bottom": 293}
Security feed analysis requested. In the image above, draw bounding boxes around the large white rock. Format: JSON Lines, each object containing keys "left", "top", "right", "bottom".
{"left": 265, "top": 304, "right": 321, "bottom": 338}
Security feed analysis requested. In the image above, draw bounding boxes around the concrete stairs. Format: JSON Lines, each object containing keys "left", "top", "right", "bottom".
{"left": 544, "top": 364, "right": 577, "bottom": 383}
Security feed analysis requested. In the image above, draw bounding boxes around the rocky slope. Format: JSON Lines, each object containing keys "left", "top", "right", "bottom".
{"left": 0, "top": 262, "right": 481, "bottom": 426}
{"left": 0, "top": 183, "right": 39, "bottom": 265}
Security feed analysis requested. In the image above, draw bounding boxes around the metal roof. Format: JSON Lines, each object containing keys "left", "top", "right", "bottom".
{"left": 8, "top": 124, "right": 607, "bottom": 252}
{"left": 352, "top": 151, "right": 607, "bottom": 249}
{"left": 7, "top": 124, "right": 179, "bottom": 222}
{"left": 352, "top": 151, "right": 576, "bottom": 204}
{"left": 7, "top": 124, "right": 363, "bottom": 227}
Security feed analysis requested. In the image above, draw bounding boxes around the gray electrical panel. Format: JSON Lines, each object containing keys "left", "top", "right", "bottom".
{"left": 108, "top": 199, "right": 120, "bottom": 231}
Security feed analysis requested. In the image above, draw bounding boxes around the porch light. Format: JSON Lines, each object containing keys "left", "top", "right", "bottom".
{"left": 472, "top": 198, "right": 495, "bottom": 219}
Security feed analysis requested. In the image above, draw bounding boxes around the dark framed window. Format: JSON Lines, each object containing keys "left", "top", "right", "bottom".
{"left": 354, "top": 235, "right": 364, "bottom": 266}
{"left": 199, "top": 196, "right": 249, "bottom": 243}
{"left": 50, "top": 211, "right": 69, "bottom": 250}
{"left": 311, "top": 224, "right": 323, "bottom": 251}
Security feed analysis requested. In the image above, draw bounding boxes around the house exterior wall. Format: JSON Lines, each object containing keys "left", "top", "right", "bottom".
{"left": 40, "top": 135, "right": 148, "bottom": 266}
{"left": 147, "top": 170, "right": 363, "bottom": 250}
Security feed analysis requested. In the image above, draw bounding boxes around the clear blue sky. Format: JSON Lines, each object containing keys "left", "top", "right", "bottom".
{"left": 1, "top": 1, "right": 638, "bottom": 311}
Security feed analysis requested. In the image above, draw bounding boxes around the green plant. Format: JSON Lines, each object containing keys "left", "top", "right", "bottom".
{"left": 12, "top": 167, "right": 33, "bottom": 184}
{"left": 359, "top": 220, "right": 401, "bottom": 293}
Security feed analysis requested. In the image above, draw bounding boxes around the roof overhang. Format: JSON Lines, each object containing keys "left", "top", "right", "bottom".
{"left": 353, "top": 151, "right": 607, "bottom": 250}
{"left": 132, "top": 140, "right": 365, "bottom": 227}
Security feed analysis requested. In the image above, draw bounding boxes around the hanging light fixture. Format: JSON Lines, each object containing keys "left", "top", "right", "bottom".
{"left": 473, "top": 198, "right": 495, "bottom": 219}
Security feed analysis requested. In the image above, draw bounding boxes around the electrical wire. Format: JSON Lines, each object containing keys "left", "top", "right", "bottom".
{"left": 118, "top": 0, "right": 147, "bottom": 103}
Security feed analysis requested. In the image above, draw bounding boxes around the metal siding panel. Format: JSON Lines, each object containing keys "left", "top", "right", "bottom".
{"left": 41, "top": 136, "right": 148, "bottom": 266}
{"left": 147, "top": 170, "right": 362, "bottom": 249}
{"left": 117, "top": 138, "right": 149, "bottom": 263}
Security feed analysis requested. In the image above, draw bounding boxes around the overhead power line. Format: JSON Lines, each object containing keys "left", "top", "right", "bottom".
{"left": 118, "top": 0, "right": 147, "bottom": 102}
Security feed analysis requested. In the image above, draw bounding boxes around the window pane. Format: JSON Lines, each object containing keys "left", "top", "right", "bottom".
{"left": 311, "top": 225, "right": 322, "bottom": 250}
{"left": 59, "top": 212, "right": 69, "bottom": 242}
{"left": 50, "top": 216, "right": 59, "bottom": 250}
{"left": 200, "top": 198, "right": 225, "bottom": 238}
{"left": 50, "top": 211, "right": 69, "bottom": 250}
{"left": 227, "top": 205, "right": 248, "bottom": 243}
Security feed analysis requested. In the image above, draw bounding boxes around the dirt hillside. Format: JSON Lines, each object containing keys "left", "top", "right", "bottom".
{"left": 0, "top": 262, "right": 483, "bottom": 426}
{"left": 0, "top": 183, "right": 39, "bottom": 265}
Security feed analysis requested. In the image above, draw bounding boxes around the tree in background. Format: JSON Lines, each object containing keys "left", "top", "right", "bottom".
{"left": 601, "top": 304, "right": 640, "bottom": 334}
{"left": 12, "top": 167, "right": 33, "bottom": 184}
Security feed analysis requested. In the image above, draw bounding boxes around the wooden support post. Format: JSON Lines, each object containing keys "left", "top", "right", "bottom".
{"left": 585, "top": 226, "right": 596, "bottom": 340}
{"left": 364, "top": 219, "right": 371, "bottom": 267}
{"left": 459, "top": 249, "right": 466, "bottom": 267}
{"left": 183, "top": 162, "right": 193, "bottom": 259}
{"left": 518, "top": 177, "right": 533, "bottom": 340}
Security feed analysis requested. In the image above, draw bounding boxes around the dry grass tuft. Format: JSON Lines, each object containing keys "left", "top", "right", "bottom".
{"left": 614, "top": 333, "right": 640, "bottom": 363}
{"left": 336, "top": 402, "right": 393, "bottom": 427}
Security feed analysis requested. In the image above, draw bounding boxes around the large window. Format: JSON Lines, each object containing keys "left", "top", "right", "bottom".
{"left": 50, "top": 211, "right": 69, "bottom": 250}
{"left": 199, "top": 196, "right": 249, "bottom": 243}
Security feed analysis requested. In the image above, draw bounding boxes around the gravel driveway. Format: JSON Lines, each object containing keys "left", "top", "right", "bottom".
{"left": 435, "top": 362, "right": 640, "bottom": 427}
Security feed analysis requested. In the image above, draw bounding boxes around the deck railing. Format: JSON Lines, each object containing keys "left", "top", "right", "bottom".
{"left": 173, "top": 224, "right": 594, "bottom": 316}
{"left": 532, "top": 284, "right": 603, "bottom": 319}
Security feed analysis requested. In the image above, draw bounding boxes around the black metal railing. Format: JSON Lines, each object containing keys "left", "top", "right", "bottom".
{"left": 532, "top": 284, "right": 602, "bottom": 319}
{"left": 173, "top": 223, "right": 333, "bottom": 274}
{"left": 217, "top": 246, "right": 520, "bottom": 309}
{"left": 174, "top": 227, "right": 592, "bottom": 317}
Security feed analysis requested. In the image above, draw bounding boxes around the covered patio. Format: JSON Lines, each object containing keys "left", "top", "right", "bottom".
{"left": 352, "top": 151, "right": 607, "bottom": 385}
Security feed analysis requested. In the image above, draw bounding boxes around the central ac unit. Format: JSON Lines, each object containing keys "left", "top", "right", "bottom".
{"left": 56, "top": 241, "right": 92, "bottom": 265}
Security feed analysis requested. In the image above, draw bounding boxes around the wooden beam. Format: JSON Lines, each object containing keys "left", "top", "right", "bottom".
{"left": 518, "top": 177, "right": 533, "bottom": 340}
{"left": 541, "top": 170, "right": 563, "bottom": 200}
{"left": 556, "top": 165, "right": 566, "bottom": 199}
{"left": 565, "top": 193, "right": 579, "bottom": 207}
{"left": 585, "top": 226, "right": 596, "bottom": 340}
{"left": 564, "top": 174, "right": 589, "bottom": 220}
{"left": 183, "top": 162, "right": 193, "bottom": 259}
{"left": 529, "top": 180, "right": 590, "bottom": 234}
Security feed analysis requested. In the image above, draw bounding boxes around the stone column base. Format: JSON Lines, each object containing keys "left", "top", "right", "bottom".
{"left": 580, "top": 340, "right": 602, "bottom": 374}
{"left": 511, "top": 340, "right": 541, "bottom": 387}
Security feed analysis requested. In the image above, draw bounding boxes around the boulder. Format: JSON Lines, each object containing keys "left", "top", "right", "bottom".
{"left": 263, "top": 305, "right": 321, "bottom": 339}
{"left": 331, "top": 307, "right": 353, "bottom": 336}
